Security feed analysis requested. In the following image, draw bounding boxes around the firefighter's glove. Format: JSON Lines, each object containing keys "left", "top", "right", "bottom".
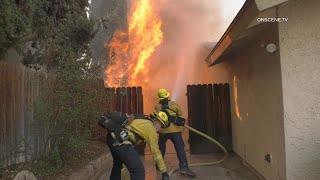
{"left": 161, "top": 172, "right": 170, "bottom": 180}
{"left": 172, "top": 117, "right": 186, "bottom": 126}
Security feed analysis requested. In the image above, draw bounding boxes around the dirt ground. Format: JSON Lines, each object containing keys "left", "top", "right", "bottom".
{"left": 0, "top": 140, "right": 108, "bottom": 180}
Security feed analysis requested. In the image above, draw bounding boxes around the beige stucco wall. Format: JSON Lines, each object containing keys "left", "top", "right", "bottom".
{"left": 278, "top": 0, "right": 320, "bottom": 179}
{"left": 228, "top": 23, "right": 286, "bottom": 180}
{"left": 196, "top": 23, "right": 286, "bottom": 179}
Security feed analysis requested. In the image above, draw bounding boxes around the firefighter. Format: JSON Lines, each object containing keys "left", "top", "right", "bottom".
{"left": 104, "top": 111, "right": 171, "bottom": 180}
{"left": 155, "top": 88, "right": 196, "bottom": 177}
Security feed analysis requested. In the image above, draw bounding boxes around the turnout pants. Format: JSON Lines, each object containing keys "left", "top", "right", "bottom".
{"left": 106, "top": 134, "right": 145, "bottom": 180}
{"left": 158, "top": 132, "right": 189, "bottom": 170}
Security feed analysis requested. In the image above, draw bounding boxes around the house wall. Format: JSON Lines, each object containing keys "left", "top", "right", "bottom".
{"left": 278, "top": 0, "right": 320, "bottom": 179}
{"left": 193, "top": 47, "right": 231, "bottom": 84}
{"left": 196, "top": 22, "right": 286, "bottom": 179}
{"left": 229, "top": 23, "right": 286, "bottom": 180}
{"left": 254, "top": 0, "right": 288, "bottom": 11}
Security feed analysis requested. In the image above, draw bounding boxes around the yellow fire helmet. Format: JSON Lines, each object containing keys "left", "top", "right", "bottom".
{"left": 157, "top": 88, "right": 170, "bottom": 99}
{"left": 151, "top": 111, "right": 169, "bottom": 128}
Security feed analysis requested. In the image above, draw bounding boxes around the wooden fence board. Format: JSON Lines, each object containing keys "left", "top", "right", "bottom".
{"left": 126, "top": 87, "right": 132, "bottom": 114}
{"left": 213, "top": 84, "right": 219, "bottom": 139}
{"left": 224, "top": 84, "right": 232, "bottom": 151}
{"left": 187, "top": 83, "right": 232, "bottom": 154}
{"left": 189, "top": 85, "right": 200, "bottom": 153}
{"left": 110, "top": 88, "right": 116, "bottom": 111}
{"left": 7, "top": 65, "right": 13, "bottom": 165}
{"left": 206, "top": 84, "right": 214, "bottom": 140}
{"left": 120, "top": 87, "right": 127, "bottom": 113}
{"left": 217, "top": 84, "right": 224, "bottom": 141}
{"left": 137, "top": 87, "right": 143, "bottom": 114}
{"left": 0, "top": 64, "right": 5, "bottom": 165}
{"left": 131, "top": 87, "right": 137, "bottom": 114}
{"left": 186, "top": 85, "right": 192, "bottom": 127}
{"left": 115, "top": 88, "right": 121, "bottom": 112}
{"left": 135, "top": 87, "right": 145, "bottom": 155}
{"left": 0, "top": 64, "right": 7, "bottom": 165}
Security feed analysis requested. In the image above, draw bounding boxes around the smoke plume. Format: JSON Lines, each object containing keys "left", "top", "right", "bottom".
{"left": 143, "top": 0, "right": 243, "bottom": 114}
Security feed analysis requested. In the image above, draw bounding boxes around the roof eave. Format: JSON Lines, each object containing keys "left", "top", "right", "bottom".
{"left": 205, "top": 0, "right": 259, "bottom": 67}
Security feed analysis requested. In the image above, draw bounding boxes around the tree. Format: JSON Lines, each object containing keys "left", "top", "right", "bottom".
{"left": 1, "top": 0, "right": 112, "bottom": 172}
{"left": 0, "top": 0, "right": 34, "bottom": 57}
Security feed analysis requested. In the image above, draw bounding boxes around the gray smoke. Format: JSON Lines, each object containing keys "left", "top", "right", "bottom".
{"left": 143, "top": 0, "right": 237, "bottom": 114}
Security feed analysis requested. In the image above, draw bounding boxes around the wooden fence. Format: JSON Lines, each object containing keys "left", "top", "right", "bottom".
{"left": 105, "top": 87, "right": 144, "bottom": 114}
{"left": 0, "top": 62, "right": 50, "bottom": 167}
{"left": 187, "top": 84, "right": 232, "bottom": 154}
{"left": 105, "top": 86, "right": 145, "bottom": 154}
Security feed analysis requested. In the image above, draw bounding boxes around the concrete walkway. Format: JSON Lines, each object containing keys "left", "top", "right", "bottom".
{"left": 97, "top": 129, "right": 261, "bottom": 180}
{"left": 145, "top": 152, "right": 261, "bottom": 180}
{"left": 98, "top": 152, "right": 260, "bottom": 180}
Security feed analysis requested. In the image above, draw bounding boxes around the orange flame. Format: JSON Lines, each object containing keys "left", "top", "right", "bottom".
{"left": 105, "top": 0, "right": 163, "bottom": 87}
{"left": 233, "top": 76, "right": 242, "bottom": 121}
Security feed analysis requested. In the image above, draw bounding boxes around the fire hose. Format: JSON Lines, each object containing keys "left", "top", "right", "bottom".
{"left": 121, "top": 124, "right": 228, "bottom": 179}
{"left": 168, "top": 124, "right": 228, "bottom": 177}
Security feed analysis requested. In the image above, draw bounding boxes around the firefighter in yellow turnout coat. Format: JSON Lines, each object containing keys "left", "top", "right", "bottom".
{"left": 100, "top": 111, "right": 171, "bottom": 180}
{"left": 155, "top": 88, "right": 196, "bottom": 177}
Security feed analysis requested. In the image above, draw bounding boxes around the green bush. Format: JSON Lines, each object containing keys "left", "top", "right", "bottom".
{"left": 14, "top": 0, "right": 112, "bottom": 174}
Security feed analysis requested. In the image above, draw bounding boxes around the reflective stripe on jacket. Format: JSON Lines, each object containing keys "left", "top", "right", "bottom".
{"left": 126, "top": 119, "right": 167, "bottom": 173}
{"left": 155, "top": 100, "right": 183, "bottom": 134}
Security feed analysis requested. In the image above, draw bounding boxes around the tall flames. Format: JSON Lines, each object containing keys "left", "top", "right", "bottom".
{"left": 105, "top": 0, "right": 163, "bottom": 87}
{"left": 104, "top": 0, "right": 243, "bottom": 114}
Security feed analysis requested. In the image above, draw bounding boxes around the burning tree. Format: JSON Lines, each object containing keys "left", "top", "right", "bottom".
{"left": 105, "top": 0, "right": 163, "bottom": 88}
